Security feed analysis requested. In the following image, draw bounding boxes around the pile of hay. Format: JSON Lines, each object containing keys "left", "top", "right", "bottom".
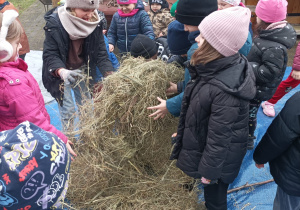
{"left": 67, "top": 58, "right": 201, "bottom": 209}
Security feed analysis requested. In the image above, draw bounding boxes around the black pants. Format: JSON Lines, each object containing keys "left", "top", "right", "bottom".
{"left": 248, "top": 98, "right": 261, "bottom": 137}
{"left": 204, "top": 180, "right": 229, "bottom": 210}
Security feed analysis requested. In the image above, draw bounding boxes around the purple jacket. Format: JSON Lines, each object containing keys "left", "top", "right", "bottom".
{"left": 0, "top": 59, "right": 67, "bottom": 143}
{"left": 293, "top": 42, "right": 300, "bottom": 71}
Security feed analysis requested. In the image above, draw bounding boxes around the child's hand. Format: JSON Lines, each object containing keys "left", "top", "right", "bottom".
{"left": 147, "top": 97, "right": 168, "bottom": 120}
{"left": 66, "top": 140, "right": 77, "bottom": 161}
{"left": 159, "top": 32, "right": 164, "bottom": 37}
{"left": 103, "top": 29, "right": 107, "bottom": 34}
{"left": 166, "top": 82, "right": 178, "bottom": 96}
{"left": 255, "top": 163, "right": 265, "bottom": 169}
{"left": 109, "top": 44, "right": 114, "bottom": 52}
{"left": 291, "top": 70, "right": 300, "bottom": 80}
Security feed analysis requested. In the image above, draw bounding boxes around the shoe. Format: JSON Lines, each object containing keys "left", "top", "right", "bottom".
{"left": 261, "top": 101, "right": 275, "bottom": 117}
{"left": 247, "top": 136, "right": 256, "bottom": 150}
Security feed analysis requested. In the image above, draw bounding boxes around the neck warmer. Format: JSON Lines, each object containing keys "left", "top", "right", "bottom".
{"left": 118, "top": 8, "right": 139, "bottom": 17}
{"left": 58, "top": 6, "right": 100, "bottom": 40}
{"left": 266, "top": 20, "right": 287, "bottom": 30}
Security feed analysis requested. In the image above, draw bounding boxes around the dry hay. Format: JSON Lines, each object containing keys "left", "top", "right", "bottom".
{"left": 67, "top": 57, "right": 200, "bottom": 209}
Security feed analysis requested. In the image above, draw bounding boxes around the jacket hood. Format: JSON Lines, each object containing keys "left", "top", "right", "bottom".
{"left": 136, "top": 0, "right": 145, "bottom": 10}
{"left": 259, "top": 24, "right": 297, "bottom": 49}
{"left": 190, "top": 54, "right": 256, "bottom": 100}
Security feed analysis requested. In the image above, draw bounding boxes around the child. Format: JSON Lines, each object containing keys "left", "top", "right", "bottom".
{"left": 42, "top": 0, "right": 114, "bottom": 133}
{"left": 147, "top": 0, "right": 217, "bottom": 119}
{"left": 170, "top": 7, "right": 256, "bottom": 209}
{"left": 130, "top": 34, "right": 170, "bottom": 61}
{"left": 107, "top": 0, "right": 155, "bottom": 54}
{"left": 217, "top": 0, "right": 252, "bottom": 56}
{"left": 262, "top": 42, "right": 300, "bottom": 117}
{"left": 0, "top": 0, "right": 29, "bottom": 60}
{"left": 0, "top": 11, "right": 76, "bottom": 156}
{"left": 0, "top": 121, "right": 71, "bottom": 209}
{"left": 246, "top": 0, "right": 297, "bottom": 149}
{"left": 253, "top": 92, "right": 300, "bottom": 210}
{"left": 147, "top": 0, "right": 173, "bottom": 38}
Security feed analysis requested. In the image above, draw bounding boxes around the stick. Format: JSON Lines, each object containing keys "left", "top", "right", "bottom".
{"left": 227, "top": 179, "right": 274, "bottom": 194}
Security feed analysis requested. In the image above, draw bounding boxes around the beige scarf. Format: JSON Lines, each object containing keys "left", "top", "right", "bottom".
{"left": 58, "top": 5, "right": 100, "bottom": 40}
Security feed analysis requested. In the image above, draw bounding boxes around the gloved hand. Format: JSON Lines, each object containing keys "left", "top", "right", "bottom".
{"left": 58, "top": 69, "right": 84, "bottom": 85}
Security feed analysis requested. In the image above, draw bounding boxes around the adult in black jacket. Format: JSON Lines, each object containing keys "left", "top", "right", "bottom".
{"left": 171, "top": 7, "right": 256, "bottom": 210}
{"left": 253, "top": 92, "right": 300, "bottom": 210}
{"left": 246, "top": 0, "right": 297, "bottom": 149}
{"left": 42, "top": 0, "right": 114, "bottom": 133}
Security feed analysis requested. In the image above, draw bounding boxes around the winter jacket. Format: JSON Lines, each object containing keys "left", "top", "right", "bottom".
{"left": 156, "top": 37, "right": 170, "bottom": 62}
{"left": 239, "top": 30, "right": 252, "bottom": 57}
{"left": 253, "top": 92, "right": 300, "bottom": 196}
{"left": 247, "top": 23, "right": 296, "bottom": 101}
{"left": 0, "top": 59, "right": 67, "bottom": 143}
{"left": 148, "top": 8, "right": 174, "bottom": 38}
{"left": 170, "top": 54, "right": 256, "bottom": 183}
{"left": 166, "top": 30, "right": 199, "bottom": 117}
{"left": 107, "top": 0, "right": 155, "bottom": 53}
{"left": 292, "top": 42, "right": 300, "bottom": 71}
{"left": 42, "top": 7, "right": 113, "bottom": 106}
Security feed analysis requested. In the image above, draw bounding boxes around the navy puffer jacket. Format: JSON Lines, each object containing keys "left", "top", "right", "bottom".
{"left": 171, "top": 54, "right": 256, "bottom": 183}
{"left": 107, "top": 0, "right": 155, "bottom": 53}
{"left": 247, "top": 23, "right": 296, "bottom": 101}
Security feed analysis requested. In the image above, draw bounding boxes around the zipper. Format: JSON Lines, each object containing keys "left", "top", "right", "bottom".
{"left": 125, "top": 17, "right": 128, "bottom": 52}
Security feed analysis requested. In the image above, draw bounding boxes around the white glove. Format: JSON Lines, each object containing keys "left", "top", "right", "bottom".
{"left": 58, "top": 69, "right": 83, "bottom": 84}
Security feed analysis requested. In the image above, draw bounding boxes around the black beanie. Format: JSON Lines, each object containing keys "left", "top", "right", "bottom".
{"left": 149, "top": 0, "right": 169, "bottom": 9}
{"left": 131, "top": 34, "right": 158, "bottom": 59}
{"left": 175, "top": 0, "right": 218, "bottom": 26}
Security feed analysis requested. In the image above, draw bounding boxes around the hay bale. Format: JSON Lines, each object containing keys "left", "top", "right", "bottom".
{"left": 67, "top": 57, "right": 200, "bottom": 209}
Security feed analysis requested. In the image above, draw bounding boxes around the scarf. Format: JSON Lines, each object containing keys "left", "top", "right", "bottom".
{"left": 58, "top": 5, "right": 100, "bottom": 40}
{"left": 118, "top": 9, "right": 139, "bottom": 17}
{"left": 266, "top": 21, "right": 288, "bottom": 30}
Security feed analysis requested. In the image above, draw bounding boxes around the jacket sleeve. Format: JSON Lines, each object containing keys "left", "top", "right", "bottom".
{"left": 166, "top": 92, "right": 183, "bottom": 117}
{"left": 238, "top": 31, "right": 252, "bottom": 57}
{"left": 251, "top": 47, "right": 285, "bottom": 84}
{"left": 292, "top": 42, "right": 300, "bottom": 71}
{"left": 5, "top": 84, "right": 68, "bottom": 144}
{"left": 107, "top": 14, "right": 118, "bottom": 46}
{"left": 140, "top": 11, "right": 155, "bottom": 40}
{"left": 253, "top": 93, "right": 300, "bottom": 164}
{"left": 198, "top": 89, "right": 241, "bottom": 180}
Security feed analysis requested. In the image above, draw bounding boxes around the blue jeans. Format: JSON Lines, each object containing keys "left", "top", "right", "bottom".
{"left": 273, "top": 186, "right": 300, "bottom": 210}
{"left": 58, "top": 80, "right": 91, "bottom": 133}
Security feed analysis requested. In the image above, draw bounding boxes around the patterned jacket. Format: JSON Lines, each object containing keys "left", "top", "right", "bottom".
{"left": 148, "top": 8, "right": 173, "bottom": 38}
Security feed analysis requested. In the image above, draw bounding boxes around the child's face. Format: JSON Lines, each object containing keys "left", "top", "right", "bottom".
{"left": 183, "top": 24, "right": 199, "bottom": 33}
{"left": 218, "top": 0, "right": 233, "bottom": 10}
{"left": 195, "top": 34, "right": 205, "bottom": 48}
{"left": 73, "top": 8, "right": 95, "bottom": 21}
{"left": 8, "top": 38, "right": 22, "bottom": 62}
{"left": 119, "top": 4, "right": 136, "bottom": 14}
{"left": 151, "top": 3, "right": 162, "bottom": 12}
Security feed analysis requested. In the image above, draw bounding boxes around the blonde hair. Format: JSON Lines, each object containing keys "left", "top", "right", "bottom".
{"left": 69, "top": 8, "right": 98, "bottom": 22}
{"left": 0, "top": 13, "right": 22, "bottom": 42}
{"left": 191, "top": 39, "right": 224, "bottom": 66}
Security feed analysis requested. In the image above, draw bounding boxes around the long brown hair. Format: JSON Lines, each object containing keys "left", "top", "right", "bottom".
{"left": 0, "top": 13, "right": 22, "bottom": 42}
{"left": 191, "top": 39, "right": 224, "bottom": 66}
{"left": 254, "top": 19, "right": 272, "bottom": 36}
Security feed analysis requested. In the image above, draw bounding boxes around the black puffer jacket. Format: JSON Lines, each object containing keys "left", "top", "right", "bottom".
{"left": 247, "top": 23, "right": 296, "bottom": 101}
{"left": 254, "top": 92, "right": 300, "bottom": 196}
{"left": 42, "top": 7, "right": 114, "bottom": 106}
{"left": 170, "top": 54, "right": 256, "bottom": 183}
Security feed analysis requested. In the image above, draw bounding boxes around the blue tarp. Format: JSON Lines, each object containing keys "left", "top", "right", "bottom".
{"left": 46, "top": 67, "right": 299, "bottom": 209}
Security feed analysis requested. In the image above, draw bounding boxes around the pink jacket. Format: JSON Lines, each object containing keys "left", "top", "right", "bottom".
{"left": 0, "top": 59, "right": 67, "bottom": 143}
{"left": 293, "top": 42, "right": 300, "bottom": 71}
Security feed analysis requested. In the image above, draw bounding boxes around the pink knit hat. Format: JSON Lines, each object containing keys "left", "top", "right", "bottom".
{"left": 255, "top": 0, "right": 288, "bottom": 23}
{"left": 222, "top": 0, "right": 241, "bottom": 6}
{"left": 199, "top": 7, "right": 251, "bottom": 57}
{"left": 117, "top": 0, "right": 137, "bottom": 4}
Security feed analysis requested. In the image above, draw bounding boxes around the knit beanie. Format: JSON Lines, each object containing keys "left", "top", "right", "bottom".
{"left": 0, "top": 121, "right": 71, "bottom": 209}
{"left": 255, "top": 0, "right": 288, "bottom": 23}
{"left": 117, "top": 0, "right": 138, "bottom": 4}
{"left": 170, "top": 0, "right": 178, "bottom": 17}
{"left": 167, "top": 20, "right": 192, "bottom": 55}
{"left": 199, "top": 6, "right": 251, "bottom": 57}
{"left": 150, "top": 0, "right": 163, "bottom": 5}
{"left": 175, "top": 0, "right": 218, "bottom": 26}
{"left": 131, "top": 34, "right": 158, "bottom": 59}
{"left": 65, "top": 0, "right": 99, "bottom": 9}
{"left": 222, "top": 0, "right": 241, "bottom": 6}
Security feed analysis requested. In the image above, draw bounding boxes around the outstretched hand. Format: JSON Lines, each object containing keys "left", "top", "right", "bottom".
{"left": 147, "top": 97, "right": 168, "bottom": 120}
{"left": 166, "top": 82, "right": 178, "bottom": 96}
{"left": 66, "top": 140, "right": 77, "bottom": 161}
